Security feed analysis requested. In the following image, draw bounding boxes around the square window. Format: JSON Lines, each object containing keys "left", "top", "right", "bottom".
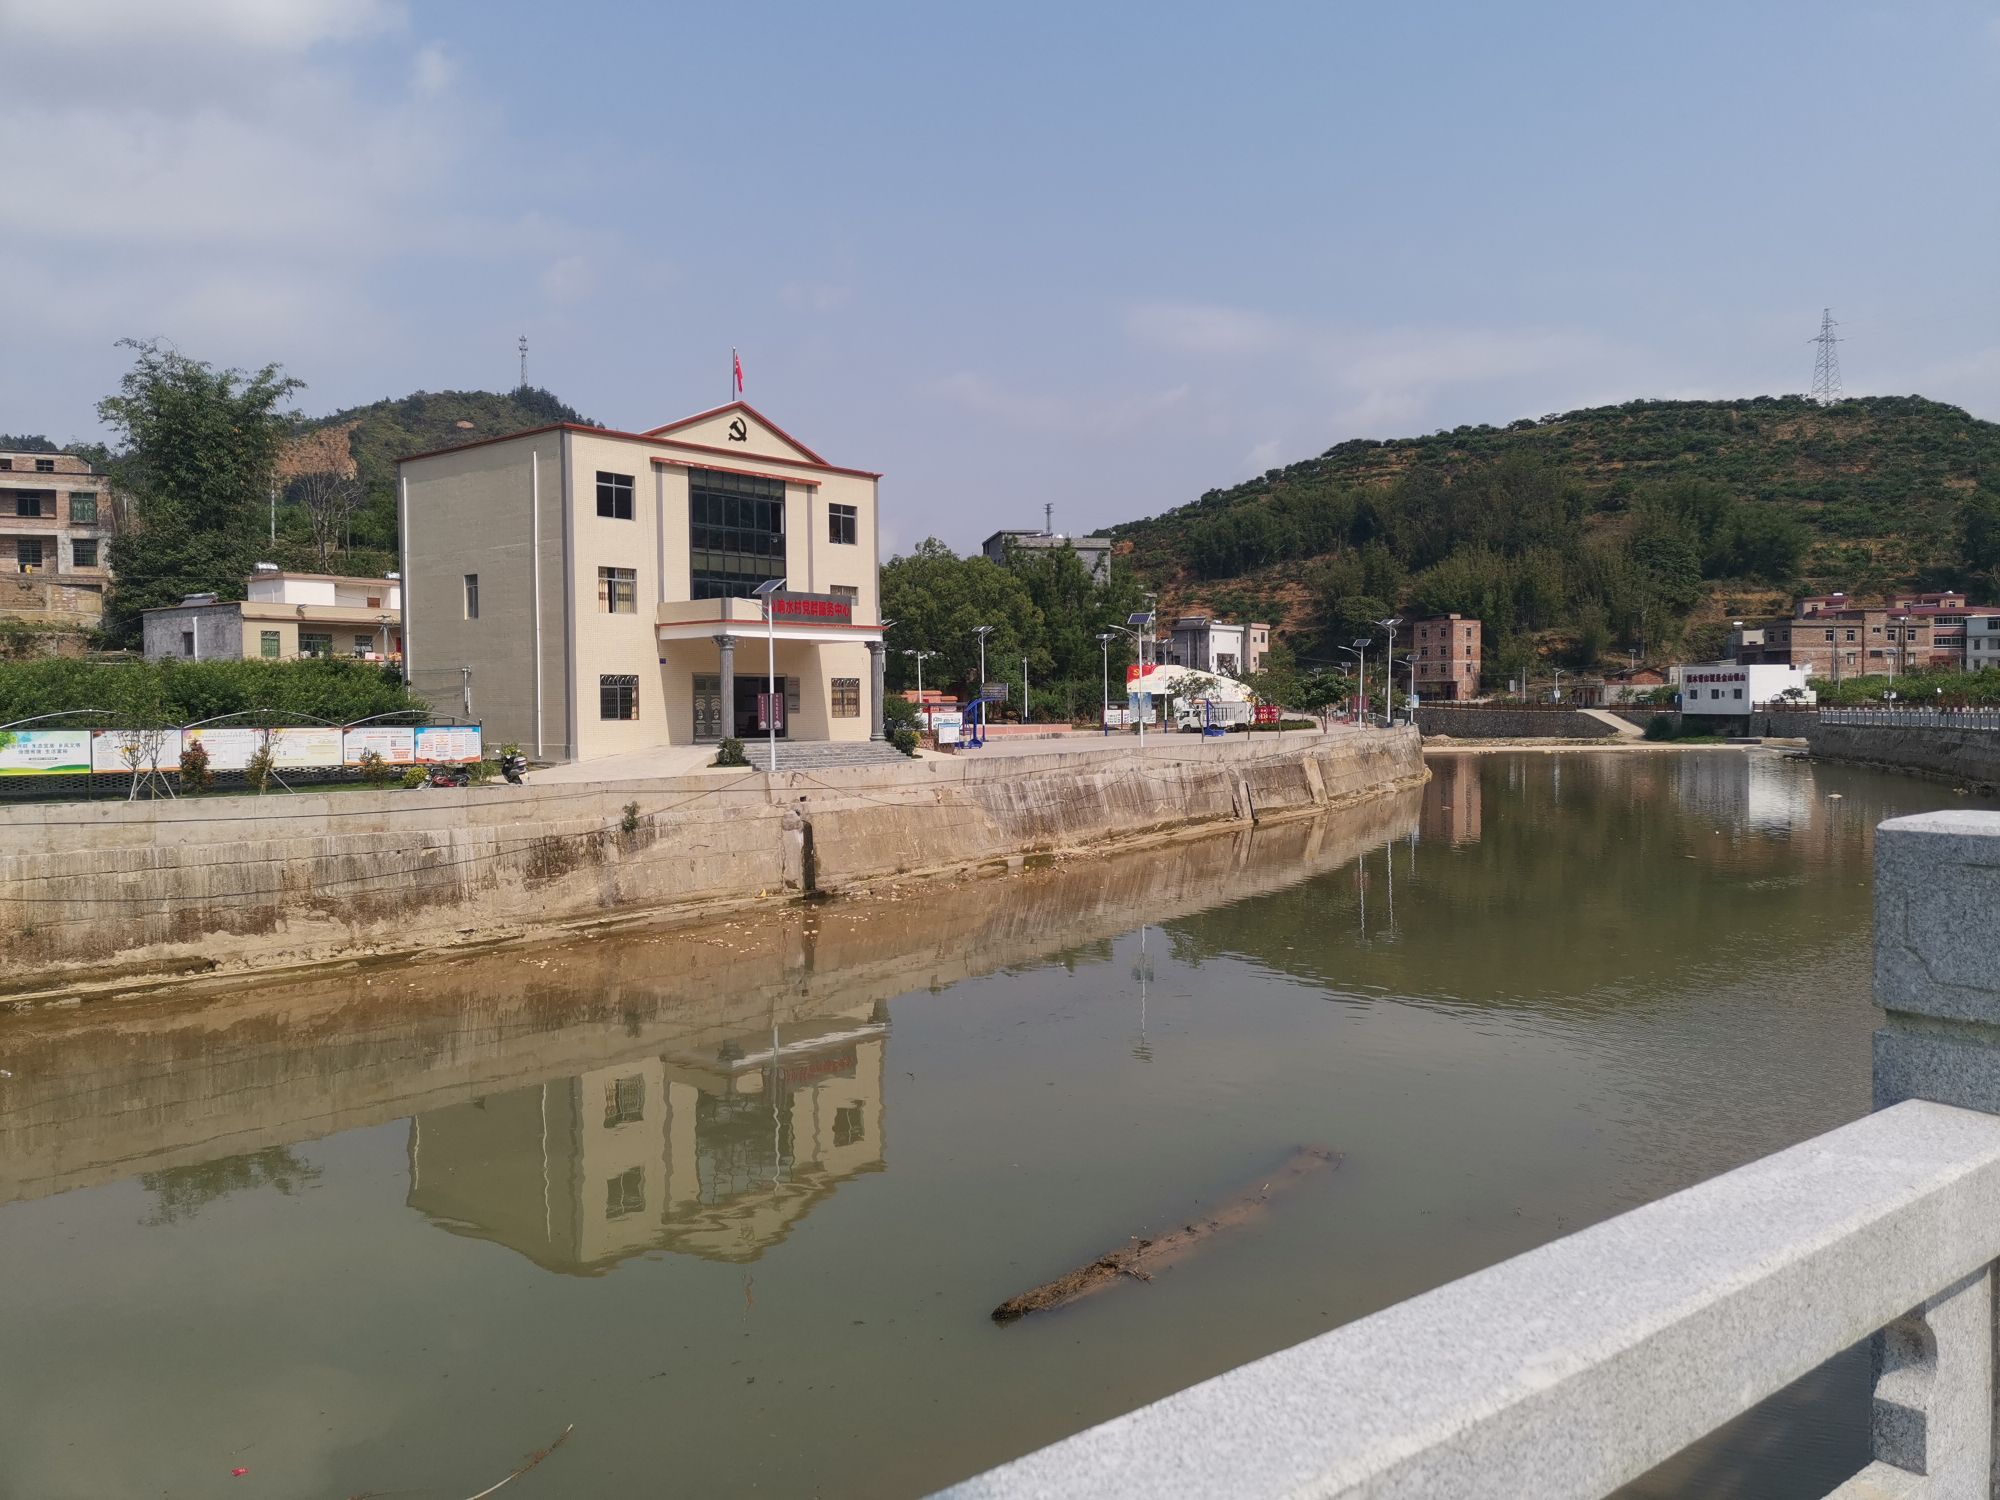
{"left": 463, "top": 573, "right": 480, "bottom": 619}
{"left": 16, "top": 493, "right": 40, "bottom": 517}
{"left": 16, "top": 538, "right": 41, "bottom": 570}
{"left": 832, "top": 677, "right": 861, "bottom": 717}
{"left": 71, "top": 539, "right": 97, "bottom": 568}
{"left": 597, "top": 566, "right": 638, "bottom": 614}
{"left": 353, "top": 634, "right": 373, "bottom": 657}
{"left": 33, "top": 458, "right": 54, "bottom": 473}
{"left": 0, "top": 458, "right": 9, "bottom": 470}
{"left": 830, "top": 584, "right": 858, "bottom": 610}
{"left": 600, "top": 674, "right": 638, "bottom": 720}
{"left": 68, "top": 491, "right": 97, "bottom": 525}
{"left": 260, "top": 630, "right": 280, "bottom": 659}
{"left": 828, "top": 503, "right": 858, "bottom": 545}
{"left": 596, "top": 471, "right": 634, "bottom": 520}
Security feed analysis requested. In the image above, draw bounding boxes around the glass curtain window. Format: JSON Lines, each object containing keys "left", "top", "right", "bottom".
{"left": 689, "top": 468, "right": 785, "bottom": 600}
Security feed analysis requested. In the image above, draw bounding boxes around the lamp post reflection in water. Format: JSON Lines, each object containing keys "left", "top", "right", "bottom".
{"left": 1131, "top": 924, "right": 1154, "bottom": 1063}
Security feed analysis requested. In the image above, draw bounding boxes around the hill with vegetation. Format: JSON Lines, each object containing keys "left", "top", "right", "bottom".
{"left": 1110, "top": 395, "right": 2000, "bottom": 684}
{"left": 276, "top": 386, "right": 597, "bottom": 573}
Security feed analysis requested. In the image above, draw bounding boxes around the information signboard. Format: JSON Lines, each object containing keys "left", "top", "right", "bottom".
{"left": 1253, "top": 703, "right": 1281, "bottom": 726}
{"left": 181, "top": 727, "right": 262, "bottom": 772}
{"left": 0, "top": 730, "right": 92, "bottom": 775}
{"left": 413, "top": 725, "right": 482, "bottom": 764}
{"left": 91, "top": 729, "right": 173, "bottom": 774}
{"left": 930, "top": 710, "right": 963, "bottom": 745}
{"left": 343, "top": 726, "right": 417, "bottom": 765}
{"left": 981, "top": 681, "right": 1009, "bottom": 703}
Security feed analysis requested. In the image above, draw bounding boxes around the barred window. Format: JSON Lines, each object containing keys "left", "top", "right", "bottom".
{"left": 604, "top": 1075, "right": 645, "bottom": 1127}
{"left": 597, "top": 566, "right": 637, "bottom": 614}
{"left": 832, "top": 677, "right": 861, "bottom": 717}
{"left": 828, "top": 503, "right": 858, "bottom": 545}
{"left": 71, "top": 539, "right": 97, "bottom": 568}
{"left": 259, "top": 630, "right": 280, "bottom": 659}
{"left": 600, "top": 674, "right": 638, "bottom": 720}
{"left": 68, "top": 491, "right": 97, "bottom": 524}
{"left": 463, "top": 573, "right": 479, "bottom": 620}
{"left": 596, "top": 471, "right": 634, "bottom": 520}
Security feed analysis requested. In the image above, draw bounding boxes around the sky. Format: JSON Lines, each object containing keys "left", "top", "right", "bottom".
{"left": 3, "top": 0, "right": 1999, "bottom": 555}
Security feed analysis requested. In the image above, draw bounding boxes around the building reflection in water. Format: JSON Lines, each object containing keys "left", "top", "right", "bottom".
{"left": 1419, "top": 753, "right": 1484, "bottom": 845}
{"left": 407, "top": 1002, "right": 888, "bottom": 1273}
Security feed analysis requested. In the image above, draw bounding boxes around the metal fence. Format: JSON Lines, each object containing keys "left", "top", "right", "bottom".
{"left": 1820, "top": 706, "right": 2000, "bottom": 731}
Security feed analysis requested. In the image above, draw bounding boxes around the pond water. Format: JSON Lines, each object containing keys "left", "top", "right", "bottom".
{"left": 0, "top": 749, "right": 1966, "bottom": 1498}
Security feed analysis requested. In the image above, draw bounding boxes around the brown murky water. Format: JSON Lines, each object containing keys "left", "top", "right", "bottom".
{"left": 0, "top": 750, "right": 1965, "bottom": 1498}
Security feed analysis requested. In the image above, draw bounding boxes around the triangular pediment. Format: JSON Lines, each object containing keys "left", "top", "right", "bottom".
{"left": 644, "top": 402, "right": 827, "bottom": 466}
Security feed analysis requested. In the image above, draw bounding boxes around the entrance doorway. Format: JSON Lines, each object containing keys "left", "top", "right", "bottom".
{"left": 734, "top": 676, "right": 794, "bottom": 739}
{"left": 693, "top": 674, "right": 724, "bottom": 742}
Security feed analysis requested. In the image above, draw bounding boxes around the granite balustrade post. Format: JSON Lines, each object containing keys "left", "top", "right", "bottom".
{"left": 1870, "top": 810, "right": 2000, "bottom": 1493}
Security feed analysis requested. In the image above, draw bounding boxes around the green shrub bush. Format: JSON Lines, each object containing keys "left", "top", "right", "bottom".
{"left": 712, "top": 736, "right": 749, "bottom": 768}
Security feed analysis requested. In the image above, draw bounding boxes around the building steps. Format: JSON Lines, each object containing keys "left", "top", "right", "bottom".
{"left": 749, "top": 740, "right": 912, "bottom": 772}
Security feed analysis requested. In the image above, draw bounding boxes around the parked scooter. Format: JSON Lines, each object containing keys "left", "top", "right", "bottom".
{"left": 500, "top": 751, "right": 527, "bottom": 785}
{"left": 425, "top": 762, "right": 470, "bottom": 789}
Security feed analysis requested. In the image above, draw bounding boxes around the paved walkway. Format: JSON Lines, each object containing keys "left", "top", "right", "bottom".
{"left": 527, "top": 725, "right": 1360, "bottom": 784}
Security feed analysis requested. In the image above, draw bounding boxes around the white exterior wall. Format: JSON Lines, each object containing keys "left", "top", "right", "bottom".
{"left": 1675, "top": 661, "right": 1815, "bottom": 714}
{"left": 1970, "top": 618, "right": 2000, "bottom": 672}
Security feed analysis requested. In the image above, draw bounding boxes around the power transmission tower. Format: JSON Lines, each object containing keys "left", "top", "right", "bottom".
{"left": 518, "top": 334, "right": 528, "bottom": 389}
{"left": 1809, "top": 308, "right": 1842, "bottom": 406}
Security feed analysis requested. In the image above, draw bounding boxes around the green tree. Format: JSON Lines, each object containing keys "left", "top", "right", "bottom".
{"left": 98, "top": 340, "right": 304, "bottom": 645}
{"left": 879, "top": 540, "right": 1044, "bottom": 696}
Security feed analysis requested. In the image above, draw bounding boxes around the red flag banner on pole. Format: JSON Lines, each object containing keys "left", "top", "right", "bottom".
{"left": 733, "top": 349, "right": 743, "bottom": 396}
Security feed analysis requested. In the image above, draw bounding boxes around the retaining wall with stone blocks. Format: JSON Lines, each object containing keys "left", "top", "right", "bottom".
{"left": 0, "top": 727, "right": 1424, "bottom": 995}
{"left": 1806, "top": 721, "right": 2000, "bottom": 791}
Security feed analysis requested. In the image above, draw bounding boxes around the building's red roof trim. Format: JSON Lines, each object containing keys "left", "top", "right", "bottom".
{"left": 649, "top": 456, "right": 820, "bottom": 489}
{"left": 640, "top": 400, "right": 829, "bottom": 465}
{"left": 396, "top": 421, "right": 880, "bottom": 479}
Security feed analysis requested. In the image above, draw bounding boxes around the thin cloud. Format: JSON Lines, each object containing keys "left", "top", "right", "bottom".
{"left": 0, "top": 0, "right": 404, "bottom": 50}
{"left": 929, "top": 371, "right": 1192, "bottom": 437}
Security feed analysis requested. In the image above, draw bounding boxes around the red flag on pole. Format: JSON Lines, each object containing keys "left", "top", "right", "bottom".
{"left": 732, "top": 349, "right": 743, "bottom": 396}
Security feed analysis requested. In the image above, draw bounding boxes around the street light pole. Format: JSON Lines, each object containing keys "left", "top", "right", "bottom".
{"left": 1096, "top": 632, "right": 1113, "bottom": 736}
{"left": 972, "top": 625, "right": 994, "bottom": 739}
{"left": 1376, "top": 617, "right": 1402, "bottom": 723}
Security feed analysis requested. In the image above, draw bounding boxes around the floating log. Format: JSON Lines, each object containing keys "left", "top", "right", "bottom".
{"left": 991, "top": 1146, "right": 1342, "bottom": 1324}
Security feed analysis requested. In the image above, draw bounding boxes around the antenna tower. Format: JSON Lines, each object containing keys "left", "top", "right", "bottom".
{"left": 1043, "top": 502, "right": 1054, "bottom": 536}
{"left": 517, "top": 334, "right": 528, "bottom": 389}
{"left": 1809, "top": 309, "right": 1842, "bottom": 406}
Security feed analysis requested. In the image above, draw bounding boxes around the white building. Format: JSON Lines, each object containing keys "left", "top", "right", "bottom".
{"left": 1673, "top": 661, "right": 1815, "bottom": 717}
{"left": 1163, "top": 616, "right": 1269, "bottom": 678}
{"left": 1970, "top": 615, "right": 2000, "bottom": 673}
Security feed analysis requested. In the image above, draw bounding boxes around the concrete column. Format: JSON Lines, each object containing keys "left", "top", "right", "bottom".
{"left": 867, "top": 640, "right": 887, "bottom": 741}
{"left": 714, "top": 634, "right": 737, "bottom": 740}
{"left": 1870, "top": 809, "right": 2000, "bottom": 1491}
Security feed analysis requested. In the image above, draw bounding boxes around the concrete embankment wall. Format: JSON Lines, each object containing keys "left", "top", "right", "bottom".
{"left": 1802, "top": 721, "right": 2000, "bottom": 790}
{"left": 0, "top": 727, "right": 1424, "bottom": 996}
{"left": 1414, "top": 707, "right": 1617, "bottom": 739}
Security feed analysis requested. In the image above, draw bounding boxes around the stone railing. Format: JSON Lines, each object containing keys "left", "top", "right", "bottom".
{"left": 1822, "top": 707, "right": 2000, "bottom": 731}
{"left": 937, "top": 810, "right": 2000, "bottom": 1500}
